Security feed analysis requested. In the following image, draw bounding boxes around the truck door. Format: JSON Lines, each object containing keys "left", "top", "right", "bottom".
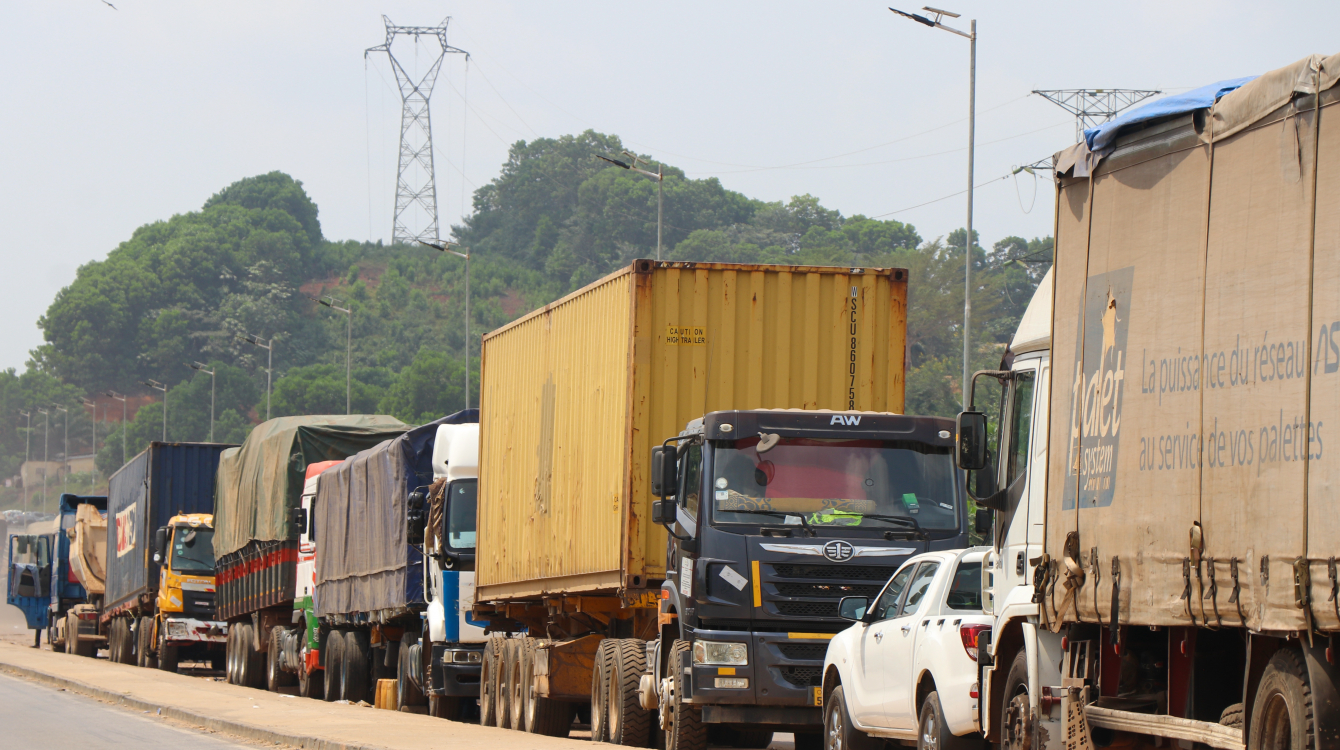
{"left": 987, "top": 365, "right": 1039, "bottom": 607}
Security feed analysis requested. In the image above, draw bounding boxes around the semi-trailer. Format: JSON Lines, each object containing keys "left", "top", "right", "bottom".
{"left": 48, "top": 493, "right": 108, "bottom": 656}
{"left": 470, "top": 260, "right": 970, "bottom": 748}
{"left": 951, "top": 52, "right": 1340, "bottom": 750}
{"left": 262, "top": 411, "right": 480, "bottom": 713}
{"left": 102, "top": 442, "right": 234, "bottom": 671}
{"left": 212, "top": 415, "right": 409, "bottom": 688}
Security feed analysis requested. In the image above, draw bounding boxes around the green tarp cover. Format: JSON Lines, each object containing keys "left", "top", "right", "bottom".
{"left": 213, "top": 415, "right": 409, "bottom": 558}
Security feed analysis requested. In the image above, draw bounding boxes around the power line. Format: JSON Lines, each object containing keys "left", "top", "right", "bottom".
{"left": 1032, "top": 88, "right": 1161, "bottom": 142}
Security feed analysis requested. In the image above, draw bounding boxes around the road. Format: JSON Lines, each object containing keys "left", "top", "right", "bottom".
{"left": 0, "top": 670, "right": 261, "bottom": 748}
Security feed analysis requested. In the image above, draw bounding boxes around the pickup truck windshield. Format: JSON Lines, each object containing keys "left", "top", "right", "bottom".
{"left": 712, "top": 437, "right": 959, "bottom": 530}
{"left": 171, "top": 527, "right": 215, "bottom": 574}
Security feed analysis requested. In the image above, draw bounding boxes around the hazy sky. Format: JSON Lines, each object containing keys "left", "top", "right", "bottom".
{"left": 3, "top": 1, "right": 1338, "bottom": 373}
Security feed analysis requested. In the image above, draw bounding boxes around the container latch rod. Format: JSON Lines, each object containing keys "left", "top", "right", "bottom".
{"left": 1229, "top": 557, "right": 1246, "bottom": 626}
{"left": 1203, "top": 556, "right": 1222, "bottom": 628}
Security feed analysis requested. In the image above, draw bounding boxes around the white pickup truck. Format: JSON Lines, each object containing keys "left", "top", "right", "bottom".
{"left": 821, "top": 548, "right": 991, "bottom": 750}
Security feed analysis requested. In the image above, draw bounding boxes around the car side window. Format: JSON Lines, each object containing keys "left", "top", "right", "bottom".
{"left": 898, "top": 562, "right": 940, "bottom": 616}
{"left": 873, "top": 565, "right": 915, "bottom": 620}
{"left": 946, "top": 560, "right": 982, "bottom": 611}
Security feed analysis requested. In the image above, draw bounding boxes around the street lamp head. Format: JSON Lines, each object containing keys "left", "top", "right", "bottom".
{"left": 597, "top": 154, "right": 632, "bottom": 170}
{"left": 889, "top": 7, "right": 936, "bottom": 26}
{"left": 142, "top": 379, "right": 166, "bottom": 391}
{"left": 922, "top": 6, "right": 959, "bottom": 18}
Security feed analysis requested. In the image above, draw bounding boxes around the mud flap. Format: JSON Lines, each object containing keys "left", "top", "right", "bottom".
{"left": 1303, "top": 643, "right": 1340, "bottom": 750}
{"left": 1063, "top": 688, "right": 1096, "bottom": 750}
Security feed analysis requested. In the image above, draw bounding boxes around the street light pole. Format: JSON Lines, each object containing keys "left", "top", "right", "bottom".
{"left": 54, "top": 405, "right": 68, "bottom": 497}
{"left": 82, "top": 398, "right": 97, "bottom": 461}
{"left": 597, "top": 152, "right": 665, "bottom": 261}
{"left": 187, "top": 363, "right": 216, "bottom": 441}
{"left": 309, "top": 297, "right": 353, "bottom": 414}
{"left": 239, "top": 334, "right": 274, "bottom": 421}
{"left": 417, "top": 240, "right": 472, "bottom": 409}
{"left": 142, "top": 380, "right": 167, "bottom": 441}
{"left": 18, "top": 410, "right": 30, "bottom": 520}
{"left": 106, "top": 391, "right": 127, "bottom": 466}
{"left": 889, "top": 6, "right": 976, "bottom": 406}
{"left": 37, "top": 407, "right": 48, "bottom": 514}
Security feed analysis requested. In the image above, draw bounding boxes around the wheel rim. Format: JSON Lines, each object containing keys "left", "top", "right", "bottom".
{"left": 828, "top": 703, "right": 843, "bottom": 750}
{"left": 921, "top": 707, "right": 938, "bottom": 750}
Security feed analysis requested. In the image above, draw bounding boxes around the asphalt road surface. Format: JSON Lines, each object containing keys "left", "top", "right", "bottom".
{"left": 0, "top": 670, "right": 259, "bottom": 748}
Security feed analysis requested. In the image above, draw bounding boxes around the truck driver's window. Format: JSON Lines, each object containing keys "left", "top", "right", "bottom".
{"left": 873, "top": 564, "right": 915, "bottom": 620}
{"left": 1006, "top": 371, "right": 1036, "bottom": 487}
{"left": 681, "top": 444, "right": 703, "bottom": 520}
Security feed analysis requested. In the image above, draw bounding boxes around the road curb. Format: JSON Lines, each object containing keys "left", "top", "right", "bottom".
{"left": 0, "top": 660, "right": 390, "bottom": 750}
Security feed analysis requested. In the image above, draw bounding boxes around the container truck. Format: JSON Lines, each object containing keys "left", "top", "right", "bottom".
{"left": 471, "top": 259, "right": 970, "bottom": 749}
{"left": 47, "top": 493, "right": 108, "bottom": 656}
{"left": 213, "top": 415, "right": 408, "bottom": 689}
{"left": 263, "top": 411, "right": 478, "bottom": 712}
{"left": 951, "top": 52, "right": 1340, "bottom": 750}
{"left": 102, "top": 442, "right": 234, "bottom": 671}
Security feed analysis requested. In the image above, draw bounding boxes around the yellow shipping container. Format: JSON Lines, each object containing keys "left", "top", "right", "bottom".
{"left": 476, "top": 260, "right": 908, "bottom": 601}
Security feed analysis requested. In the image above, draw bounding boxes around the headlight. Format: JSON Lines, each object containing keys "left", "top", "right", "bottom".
{"left": 451, "top": 650, "right": 483, "bottom": 664}
{"left": 167, "top": 621, "right": 189, "bottom": 638}
{"left": 693, "top": 640, "right": 747, "bottom": 666}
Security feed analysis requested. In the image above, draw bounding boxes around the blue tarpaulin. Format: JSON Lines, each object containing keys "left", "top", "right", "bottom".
{"left": 1084, "top": 77, "right": 1258, "bottom": 152}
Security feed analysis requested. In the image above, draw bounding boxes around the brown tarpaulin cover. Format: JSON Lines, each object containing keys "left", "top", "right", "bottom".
{"left": 213, "top": 415, "right": 408, "bottom": 558}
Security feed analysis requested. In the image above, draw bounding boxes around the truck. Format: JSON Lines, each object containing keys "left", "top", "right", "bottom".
{"left": 48, "top": 493, "right": 109, "bottom": 656}
{"left": 262, "top": 411, "right": 480, "bottom": 713}
{"left": 952, "top": 52, "right": 1340, "bottom": 750}
{"left": 5, "top": 515, "right": 58, "bottom": 647}
{"left": 102, "top": 442, "right": 234, "bottom": 671}
{"left": 212, "top": 415, "right": 409, "bottom": 689}
{"left": 470, "top": 259, "right": 970, "bottom": 749}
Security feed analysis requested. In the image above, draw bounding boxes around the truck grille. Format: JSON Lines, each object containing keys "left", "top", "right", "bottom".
{"left": 182, "top": 590, "right": 216, "bottom": 617}
{"left": 775, "top": 601, "right": 839, "bottom": 617}
{"left": 762, "top": 563, "right": 897, "bottom": 622}
{"left": 777, "top": 643, "right": 829, "bottom": 661}
{"left": 774, "top": 582, "right": 883, "bottom": 599}
{"left": 779, "top": 666, "right": 823, "bottom": 688}
{"left": 771, "top": 564, "right": 897, "bottom": 581}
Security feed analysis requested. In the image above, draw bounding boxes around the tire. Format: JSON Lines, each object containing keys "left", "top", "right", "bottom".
{"left": 665, "top": 640, "right": 706, "bottom": 750}
{"left": 525, "top": 640, "right": 573, "bottom": 737}
{"left": 825, "top": 684, "right": 878, "bottom": 750}
{"left": 511, "top": 637, "right": 534, "bottom": 731}
{"left": 1001, "top": 649, "right": 1031, "bottom": 750}
{"left": 68, "top": 611, "right": 94, "bottom": 658}
{"left": 137, "top": 617, "right": 154, "bottom": 668}
{"left": 591, "top": 639, "right": 614, "bottom": 742}
{"left": 235, "top": 623, "right": 252, "bottom": 686}
{"left": 398, "top": 632, "right": 426, "bottom": 708}
{"left": 324, "top": 629, "right": 345, "bottom": 702}
{"left": 499, "top": 638, "right": 520, "bottom": 730}
{"left": 225, "top": 627, "right": 237, "bottom": 683}
{"left": 609, "top": 638, "right": 651, "bottom": 746}
{"left": 1249, "top": 648, "right": 1314, "bottom": 750}
{"left": 158, "top": 625, "right": 180, "bottom": 673}
{"left": 1222, "top": 703, "right": 1245, "bottom": 729}
{"left": 480, "top": 635, "right": 502, "bottom": 727}
{"left": 267, "top": 626, "right": 295, "bottom": 690}
{"left": 342, "top": 630, "right": 371, "bottom": 704}
{"left": 919, "top": 690, "right": 974, "bottom": 750}
{"left": 113, "top": 618, "right": 135, "bottom": 664}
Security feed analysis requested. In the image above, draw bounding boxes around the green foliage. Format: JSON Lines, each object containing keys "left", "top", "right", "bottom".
{"left": 268, "top": 364, "right": 390, "bottom": 418}
{"left": 377, "top": 348, "right": 475, "bottom": 425}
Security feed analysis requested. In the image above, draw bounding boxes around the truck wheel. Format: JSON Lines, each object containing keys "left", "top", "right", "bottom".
{"left": 324, "top": 630, "right": 345, "bottom": 701}
{"left": 825, "top": 685, "right": 877, "bottom": 750}
{"left": 524, "top": 640, "right": 573, "bottom": 736}
{"left": 511, "top": 637, "right": 535, "bottom": 731}
{"left": 268, "top": 626, "right": 296, "bottom": 690}
{"left": 591, "top": 638, "right": 615, "bottom": 742}
{"left": 665, "top": 640, "right": 706, "bottom": 750}
{"left": 499, "top": 638, "right": 520, "bottom": 729}
{"left": 113, "top": 618, "right": 135, "bottom": 664}
{"left": 398, "top": 632, "right": 426, "bottom": 708}
{"left": 342, "top": 630, "right": 371, "bottom": 704}
{"left": 480, "top": 635, "right": 502, "bottom": 726}
{"left": 108, "top": 619, "right": 120, "bottom": 663}
{"left": 919, "top": 690, "right": 974, "bottom": 750}
{"left": 68, "top": 612, "right": 94, "bottom": 658}
{"left": 225, "top": 627, "right": 238, "bottom": 683}
{"left": 608, "top": 638, "right": 651, "bottom": 746}
{"left": 158, "top": 626, "right": 180, "bottom": 673}
{"left": 1001, "top": 650, "right": 1032, "bottom": 750}
{"left": 137, "top": 617, "right": 155, "bottom": 668}
{"left": 1249, "top": 648, "right": 1314, "bottom": 750}
{"left": 234, "top": 623, "right": 251, "bottom": 685}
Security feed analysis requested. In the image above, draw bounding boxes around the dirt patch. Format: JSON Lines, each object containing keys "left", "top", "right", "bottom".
{"left": 499, "top": 289, "right": 530, "bottom": 318}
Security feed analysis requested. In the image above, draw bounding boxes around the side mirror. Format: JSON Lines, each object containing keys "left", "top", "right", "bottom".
{"left": 153, "top": 527, "right": 168, "bottom": 565}
{"left": 407, "top": 490, "right": 426, "bottom": 546}
{"left": 956, "top": 411, "right": 988, "bottom": 471}
{"left": 651, "top": 447, "right": 678, "bottom": 499}
{"left": 291, "top": 507, "right": 308, "bottom": 538}
{"left": 652, "top": 498, "right": 676, "bottom": 525}
{"left": 837, "top": 596, "right": 869, "bottom": 622}
{"left": 974, "top": 508, "right": 993, "bottom": 536}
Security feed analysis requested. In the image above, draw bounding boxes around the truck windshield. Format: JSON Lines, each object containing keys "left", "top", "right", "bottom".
{"left": 711, "top": 437, "right": 959, "bottom": 531}
{"left": 171, "top": 527, "right": 215, "bottom": 574}
{"left": 447, "top": 479, "right": 477, "bottom": 550}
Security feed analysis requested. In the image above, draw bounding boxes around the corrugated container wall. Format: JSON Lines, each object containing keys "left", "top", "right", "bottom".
{"left": 1045, "top": 55, "right": 1340, "bottom": 634}
{"left": 477, "top": 260, "right": 908, "bottom": 601}
{"left": 105, "top": 442, "right": 234, "bottom": 613}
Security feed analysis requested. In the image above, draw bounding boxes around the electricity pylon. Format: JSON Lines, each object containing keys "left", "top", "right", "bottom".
{"left": 1033, "top": 89, "right": 1162, "bottom": 142}
{"left": 366, "top": 16, "right": 468, "bottom": 245}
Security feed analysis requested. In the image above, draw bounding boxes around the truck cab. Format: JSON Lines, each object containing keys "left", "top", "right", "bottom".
{"left": 6, "top": 522, "right": 55, "bottom": 646}
{"left": 650, "top": 408, "right": 969, "bottom": 742}
{"left": 149, "top": 513, "right": 227, "bottom": 669}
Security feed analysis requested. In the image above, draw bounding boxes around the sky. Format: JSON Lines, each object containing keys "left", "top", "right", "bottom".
{"left": 2, "top": 0, "right": 1338, "bottom": 372}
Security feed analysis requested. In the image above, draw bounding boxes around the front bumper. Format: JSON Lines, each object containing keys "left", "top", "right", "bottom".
{"left": 163, "top": 617, "right": 228, "bottom": 645}
{"left": 687, "top": 628, "right": 831, "bottom": 724}
{"left": 430, "top": 643, "right": 483, "bottom": 697}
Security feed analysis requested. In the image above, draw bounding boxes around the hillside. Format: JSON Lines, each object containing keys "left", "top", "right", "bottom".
{"left": 0, "top": 129, "right": 1049, "bottom": 509}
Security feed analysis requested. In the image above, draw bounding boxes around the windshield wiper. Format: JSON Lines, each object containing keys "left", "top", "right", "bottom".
{"left": 854, "top": 514, "right": 928, "bottom": 540}
{"left": 732, "top": 509, "right": 817, "bottom": 537}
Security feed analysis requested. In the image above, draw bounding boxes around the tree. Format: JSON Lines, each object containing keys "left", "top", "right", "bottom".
{"left": 268, "top": 364, "right": 389, "bottom": 418}
{"left": 378, "top": 348, "right": 473, "bottom": 425}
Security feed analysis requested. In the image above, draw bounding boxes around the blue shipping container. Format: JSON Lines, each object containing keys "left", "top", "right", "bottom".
{"left": 104, "top": 442, "right": 235, "bottom": 615}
